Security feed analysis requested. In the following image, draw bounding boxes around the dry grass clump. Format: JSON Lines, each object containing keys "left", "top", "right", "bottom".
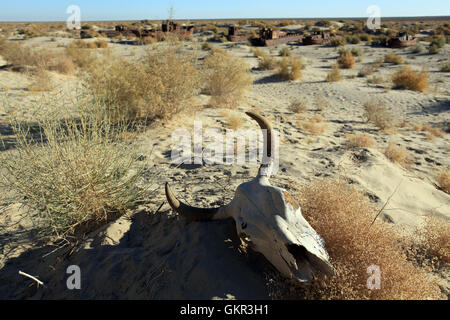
{"left": 258, "top": 53, "right": 277, "bottom": 70}
{"left": 314, "top": 95, "right": 328, "bottom": 112}
{"left": 412, "top": 123, "right": 446, "bottom": 138}
{"left": 419, "top": 215, "right": 450, "bottom": 267}
{"left": 440, "top": 61, "right": 450, "bottom": 72}
{"left": 27, "top": 68, "right": 52, "bottom": 92}
{"left": 65, "top": 47, "right": 98, "bottom": 70}
{"left": 252, "top": 48, "right": 265, "bottom": 58}
{"left": 347, "top": 133, "right": 376, "bottom": 148}
{"left": 86, "top": 45, "right": 200, "bottom": 121}
{"left": 279, "top": 47, "right": 291, "bottom": 57}
{"left": 0, "top": 41, "right": 76, "bottom": 75}
{"left": 298, "top": 119, "right": 327, "bottom": 135}
{"left": 337, "top": 50, "right": 355, "bottom": 69}
{"left": 329, "top": 36, "right": 346, "bottom": 47}
{"left": 204, "top": 50, "right": 252, "bottom": 108}
{"left": 384, "top": 53, "right": 403, "bottom": 65}
{"left": 68, "top": 39, "right": 109, "bottom": 49}
{"left": 363, "top": 99, "right": 396, "bottom": 130}
{"left": 222, "top": 112, "right": 243, "bottom": 130}
{"left": 290, "top": 179, "right": 444, "bottom": 300}
{"left": 384, "top": 142, "right": 412, "bottom": 167}
{"left": 289, "top": 100, "right": 307, "bottom": 114}
{"left": 325, "top": 64, "right": 342, "bottom": 82}
{"left": 277, "top": 56, "right": 303, "bottom": 81}
{"left": 392, "top": 66, "right": 429, "bottom": 92}
{"left": 0, "top": 101, "right": 153, "bottom": 240}
{"left": 358, "top": 64, "right": 378, "bottom": 78}
{"left": 435, "top": 168, "right": 450, "bottom": 194}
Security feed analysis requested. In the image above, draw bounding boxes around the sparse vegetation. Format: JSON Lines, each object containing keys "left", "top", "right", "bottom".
{"left": 392, "top": 66, "right": 429, "bottom": 92}
{"left": 435, "top": 168, "right": 450, "bottom": 195}
{"left": 384, "top": 53, "right": 403, "bottom": 64}
{"left": 384, "top": 142, "right": 411, "bottom": 167}
{"left": 347, "top": 133, "right": 376, "bottom": 148}
{"left": 279, "top": 47, "right": 291, "bottom": 57}
{"left": 440, "top": 61, "right": 450, "bottom": 72}
{"left": 0, "top": 100, "right": 153, "bottom": 240}
{"left": 287, "top": 179, "right": 444, "bottom": 300}
{"left": 289, "top": 100, "right": 307, "bottom": 114}
{"left": 329, "top": 37, "right": 346, "bottom": 47}
{"left": 363, "top": 99, "right": 395, "bottom": 130}
{"left": 411, "top": 44, "right": 424, "bottom": 54}
{"left": 258, "top": 53, "right": 277, "bottom": 70}
{"left": 86, "top": 45, "right": 201, "bottom": 121}
{"left": 337, "top": 50, "right": 355, "bottom": 69}
{"left": 326, "top": 64, "right": 342, "bottom": 82}
{"left": 204, "top": 49, "right": 252, "bottom": 108}
{"left": 277, "top": 56, "right": 302, "bottom": 81}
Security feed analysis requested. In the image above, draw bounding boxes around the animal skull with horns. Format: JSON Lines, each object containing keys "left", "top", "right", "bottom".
{"left": 165, "top": 112, "right": 335, "bottom": 282}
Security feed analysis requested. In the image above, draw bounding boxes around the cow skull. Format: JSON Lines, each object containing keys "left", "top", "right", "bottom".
{"left": 165, "top": 112, "right": 335, "bottom": 282}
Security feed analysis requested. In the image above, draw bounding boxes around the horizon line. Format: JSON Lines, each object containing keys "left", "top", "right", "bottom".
{"left": 1, "top": 15, "right": 449, "bottom": 23}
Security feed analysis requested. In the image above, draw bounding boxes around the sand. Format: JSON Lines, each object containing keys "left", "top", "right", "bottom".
{"left": 0, "top": 34, "right": 448, "bottom": 299}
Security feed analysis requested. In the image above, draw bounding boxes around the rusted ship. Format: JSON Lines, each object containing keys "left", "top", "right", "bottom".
{"left": 388, "top": 32, "right": 418, "bottom": 48}
{"left": 303, "top": 30, "right": 332, "bottom": 45}
{"left": 81, "top": 20, "right": 194, "bottom": 40}
{"left": 227, "top": 26, "right": 252, "bottom": 42}
{"left": 250, "top": 27, "right": 303, "bottom": 46}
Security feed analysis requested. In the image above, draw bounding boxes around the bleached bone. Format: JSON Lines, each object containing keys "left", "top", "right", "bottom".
{"left": 165, "top": 112, "right": 335, "bottom": 282}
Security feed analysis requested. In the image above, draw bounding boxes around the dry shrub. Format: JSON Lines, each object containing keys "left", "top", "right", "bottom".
{"left": 329, "top": 36, "right": 346, "bottom": 47}
{"left": 258, "top": 54, "right": 277, "bottom": 70}
{"left": 440, "top": 61, "right": 450, "bottom": 72}
{"left": 435, "top": 168, "right": 450, "bottom": 194}
{"left": 252, "top": 48, "right": 265, "bottom": 58}
{"left": 337, "top": 50, "right": 355, "bottom": 69}
{"left": 279, "top": 47, "right": 291, "bottom": 57}
{"left": 27, "top": 68, "right": 52, "bottom": 92}
{"left": 347, "top": 133, "right": 376, "bottom": 148}
{"left": 291, "top": 179, "right": 444, "bottom": 300}
{"left": 0, "top": 100, "right": 153, "bottom": 240}
{"left": 326, "top": 64, "right": 342, "bottom": 82}
{"left": 298, "top": 120, "right": 327, "bottom": 135}
{"left": 311, "top": 114, "right": 324, "bottom": 123}
{"left": 363, "top": 99, "right": 395, "bottom": 130}
{"left": 86, "top": 45, "right": 200, "bottom": 121}
{"left": 358, "top": 64, "right": 376, "bottom": 77}
{"left": 384, "top": 142, "right": 411, "bottom": 167}
{"left": 384, "top": 53, "right": 403, "bottom": 64}
{"left": 277, "top": 56, "right": 302, "bottom": 81}
{"left": 204, "top": 50, "right": 252, "bottom": 108}
{"left": 419, "top": 216, "right": 450, "bottom": 266}
{"left": 314, "top": 95, "right": 328, "bottom": 111}
{"left": 414, "top": 123, "right": 446, "bottom": 138}
{"left": 392, "top": 66, "right": 429, "bottom": 92}
{"left": 68, "top": 39, "right": 108, "bottom": 49}
{"left": 0, "top": 41, "right": 75, "bottom": 75}
{"left": 222, "top": 112, "right": 243, "bottom": 130}
{"left": 65, "top": 47, "right": 97, "bottom": 70}
{"left": 289, "top": 100, "right": 307, "bottom": 114}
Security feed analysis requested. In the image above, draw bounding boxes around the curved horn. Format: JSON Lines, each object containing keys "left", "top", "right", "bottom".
{"left": 245, "top": 111, "right": 273, "bottom": 158}
{"left": 165, "top": 182, "right": 223, "bottom": 221}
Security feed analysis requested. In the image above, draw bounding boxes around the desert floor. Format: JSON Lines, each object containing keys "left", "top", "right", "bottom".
{"left": 0, "top": 34, "right": 449, "bottom": 299}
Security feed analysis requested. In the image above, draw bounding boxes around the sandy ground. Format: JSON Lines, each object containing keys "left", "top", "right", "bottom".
{"left": 0, "top": 34, "right": 449, "bottom": 299}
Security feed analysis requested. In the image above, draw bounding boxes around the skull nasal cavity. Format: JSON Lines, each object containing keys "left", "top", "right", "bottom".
{"left": 287, "top": 244, "right": 308, "bottom": 260}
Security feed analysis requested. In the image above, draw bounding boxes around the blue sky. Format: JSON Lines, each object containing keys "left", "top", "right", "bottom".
{"left": 1, "top": 0, "right": 449, "bottom": 21}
